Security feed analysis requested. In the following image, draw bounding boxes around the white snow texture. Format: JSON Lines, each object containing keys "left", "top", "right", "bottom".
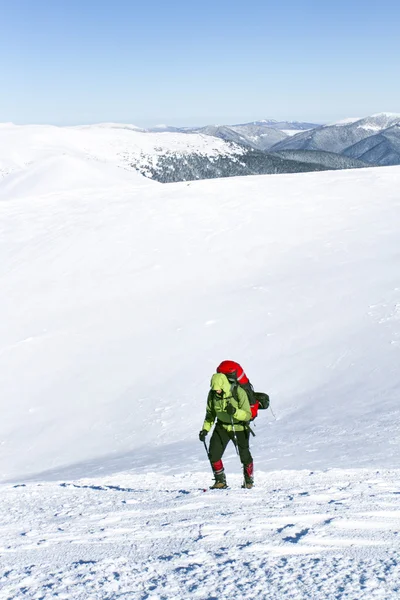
{"left": 0, "top": 123, "right": 400, "bottom": 599}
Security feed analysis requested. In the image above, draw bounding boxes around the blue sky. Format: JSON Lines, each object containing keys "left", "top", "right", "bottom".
{"left": 1, "top": 0, "right": 400, "bottom": 126}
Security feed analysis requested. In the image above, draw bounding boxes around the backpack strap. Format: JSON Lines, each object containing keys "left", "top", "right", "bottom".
{"left": 231, "top": 385, "right": 239, "bottom": 403}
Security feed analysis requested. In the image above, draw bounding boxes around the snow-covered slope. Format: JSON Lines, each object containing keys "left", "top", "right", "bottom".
{"left": 1, "top": 162, "right": 400, "bottom": 598}
{"left": 1, "top": 164, "right": 400, "bottom": 482}
{"left": 0, "top": 123, "right": 244, "bottom": 182}
{"left": 0, "top": 154, "right": 152, "bottom": 201}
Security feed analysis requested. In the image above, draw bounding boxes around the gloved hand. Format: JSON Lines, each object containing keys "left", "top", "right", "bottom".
{"left": 199, "top": 429, "right": 208, "bottom": 442}
{"left": 226, "top": 402, "right": 236, "bottom": 416}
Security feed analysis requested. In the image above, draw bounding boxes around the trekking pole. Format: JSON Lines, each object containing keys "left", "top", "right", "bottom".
{"left": 203, "top": 439, "right": 214, "bottom": 470}
{"left": 230, "top": 415, "right": 239, "bottom": 455}
{"left": 203, "top": 439, "right": 209, "bottom": 458}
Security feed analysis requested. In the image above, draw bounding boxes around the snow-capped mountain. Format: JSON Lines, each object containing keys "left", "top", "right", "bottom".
{"left": 227, "top": 123, "right": 288, "bottom": 150}
{"left": 191, "top": 123, "right": 287, "bottom": 151}
{"left": 343, "top": 123, "right": 400, "bottom": 166}
{"left": 191, "top": 120, "right": 320, "bottom": 151}
{"left": 353, "top": 112, "right": 400, "bottom": 133}
{"left": 127, "top": 120, "right": 320, "bottom": 152}
{"left": 270, "top": 113, "right": 400, "bottom": 154}
{"left": 186, "top": 124, "right": 264, "bottom": 148}
{"left": 117, "top": 114, "right": 400, "bottom": 170}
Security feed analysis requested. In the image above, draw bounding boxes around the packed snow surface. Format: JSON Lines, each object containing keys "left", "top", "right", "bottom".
{"left": 1, "top": 469, "right": 400, "bottom": 599}
{"left": 1, "top": 126, "right": 400, "bottom": 598}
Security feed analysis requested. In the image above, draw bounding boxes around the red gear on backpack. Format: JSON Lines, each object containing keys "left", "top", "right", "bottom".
{"left": 217, "top": 360, "right": 249, "bottom": 384}
{"left": 217, "top": 360, "right": 258, "bottom": 419}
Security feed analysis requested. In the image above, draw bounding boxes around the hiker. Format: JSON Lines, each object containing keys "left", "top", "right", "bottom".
{"left": 199, "top": 371, "right": 254, "bottom": 489}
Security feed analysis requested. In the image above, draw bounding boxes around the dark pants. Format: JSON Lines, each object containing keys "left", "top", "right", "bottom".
{"left": 208, "top": 422, "right": 253, "bottom": 467}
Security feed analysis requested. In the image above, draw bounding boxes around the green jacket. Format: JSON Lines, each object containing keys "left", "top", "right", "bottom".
{"left": 202, "top": 384, "right": 252, "bottom": 433}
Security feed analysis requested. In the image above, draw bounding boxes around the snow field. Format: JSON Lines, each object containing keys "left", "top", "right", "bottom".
{"left": 1, "top": 469, "right": 399, "bottom": 599}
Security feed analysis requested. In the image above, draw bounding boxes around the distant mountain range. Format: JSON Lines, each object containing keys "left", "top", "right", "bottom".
{"left": 0, "top": 123, "right": 330, "bottom": 190}
{"left": 1, "top": 114, "right": 399, "bottom": 186}
{"left": 147, "top": 120, "right": 321, "bottom": 152}
{"left": 141, "top": 114, "right": 400, "bottom": 179}
{"left": 269, "top": 113, "right": 400, "bottom": 166}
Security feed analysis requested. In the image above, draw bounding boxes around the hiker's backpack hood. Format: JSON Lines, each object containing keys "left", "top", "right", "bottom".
{"left": 210, "top": 372, "right": 232, "bottom": 397}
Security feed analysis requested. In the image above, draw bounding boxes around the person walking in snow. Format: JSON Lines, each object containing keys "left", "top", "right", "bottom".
{"left": 199, "top": 372, "right": 254, "bottom": 489}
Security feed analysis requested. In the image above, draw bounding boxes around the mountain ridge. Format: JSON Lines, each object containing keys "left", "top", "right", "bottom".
{"left": 343, "top": 123, "right": 400, "bottom": 166}
{"left": 270, "top": 113, "right": 400, "bottom": 159}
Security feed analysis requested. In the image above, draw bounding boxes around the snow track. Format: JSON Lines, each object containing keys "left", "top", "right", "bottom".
{"left": 1, "top": 469, "right": 399, "bottom": 599}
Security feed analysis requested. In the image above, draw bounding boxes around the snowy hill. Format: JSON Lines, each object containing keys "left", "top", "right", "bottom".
{"left": 0, "top": 123, "right": 244, "bottom": 183}
{"left": 0, "top": 122, "right": 331, "bottom": 184}
{"left": 0, "top": 154, "right": 151, "bottom": 201}
{"left": 1, "top": 163, "right": 400, "bottom": 482}
{"left": 1, "top": 145, "right": 400, "bottom": 597}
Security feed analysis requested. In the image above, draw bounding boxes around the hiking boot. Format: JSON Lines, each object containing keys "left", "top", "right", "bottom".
{"left": 210, "top": 470, "right": 228, "bottom": 489}
{"left": 210, "top": 479, "right": 228, "bottom": 489}
{"left": 242, "top": 463, "right": 254, "bottom": 489}
{"left": 242, "top": 480, "right": 253, "bottom": 489}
